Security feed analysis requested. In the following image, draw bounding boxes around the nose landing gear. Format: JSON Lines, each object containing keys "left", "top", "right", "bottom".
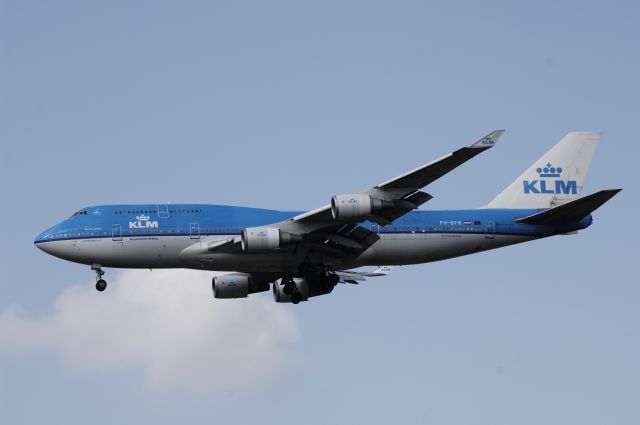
{"left": 92, "top": 264, "right": 107, "bottom": 292}
{"left": 96, "top": 279, "right": 107, "bottom": 292}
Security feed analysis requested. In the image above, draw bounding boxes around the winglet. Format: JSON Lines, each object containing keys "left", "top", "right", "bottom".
{"left": 470, "top": 130, "right": 505, "bottom": 149}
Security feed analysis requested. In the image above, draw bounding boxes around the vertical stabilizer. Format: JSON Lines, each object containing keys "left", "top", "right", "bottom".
{"left": 484, "top": 132, "right": 600, "bottom": 209}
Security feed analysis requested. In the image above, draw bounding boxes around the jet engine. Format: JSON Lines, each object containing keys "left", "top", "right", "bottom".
{"left": 212, "top": 273, "right": 269, "bottom": 299}
{"left": 241, "top": 227, "right": 302, "bottom": 252}
{"left": 331, "top": 194, "right": 393, "bottom": 219}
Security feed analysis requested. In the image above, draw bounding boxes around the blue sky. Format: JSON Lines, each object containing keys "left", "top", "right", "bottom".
{"left": 1, "top": 1, "right": 638, "bottom": 424}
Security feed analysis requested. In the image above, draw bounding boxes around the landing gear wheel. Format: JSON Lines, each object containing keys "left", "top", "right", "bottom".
{"left": 291, "top": 291, "right": 302, "bottom": 304}
{"left": 283, "top": 282, "right": 295, "bottom": 296}
{"left": 96, "top": 279, "right": 107, "bottom": 292}
{"left": 92, "top": 264, "right": 107, "bottom": 292}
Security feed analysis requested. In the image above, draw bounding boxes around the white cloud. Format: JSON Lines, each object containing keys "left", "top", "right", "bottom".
{"left": 0, "top": 269, "right": 299, "bottom": 395}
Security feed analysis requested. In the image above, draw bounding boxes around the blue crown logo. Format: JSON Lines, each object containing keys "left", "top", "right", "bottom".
{"left": 536, "top": 163, "right": 563, "bottom": 178}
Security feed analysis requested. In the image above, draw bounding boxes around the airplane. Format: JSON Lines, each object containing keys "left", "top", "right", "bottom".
{"left": 34, "top": 131, "right": 620, "bottom": 304}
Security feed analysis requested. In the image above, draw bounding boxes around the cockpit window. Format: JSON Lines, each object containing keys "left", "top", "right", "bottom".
{"left": 72, "top": 210, "right": 88, "bottom": 216}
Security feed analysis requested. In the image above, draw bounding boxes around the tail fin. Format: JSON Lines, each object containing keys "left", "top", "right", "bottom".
{"left": 484, "top": 132, "right": 600, "bottom": 209}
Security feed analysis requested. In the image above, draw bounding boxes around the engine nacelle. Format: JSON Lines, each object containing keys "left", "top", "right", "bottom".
{"left": 241, "top": 227, "right": 302, "bottom": 253}
{"left": 212, "top": 273, "right": 270, "bottom": 299}
{"left": 212, "top": 273, "right": 250, "bottom": 298}
{"left": 331, "top": 194, "right": 393, "bottom": 220}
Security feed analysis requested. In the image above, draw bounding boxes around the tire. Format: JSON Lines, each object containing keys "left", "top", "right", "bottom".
{"left": 291, "top": 291, "right": 301, "bottom": 304}
{"left": 283, "top": 283, "right": 295, "bottom": 296}
{"left": 95, "top": 279, "right": 107, "bottom": 292}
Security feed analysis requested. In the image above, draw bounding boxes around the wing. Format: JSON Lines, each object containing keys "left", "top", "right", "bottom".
{"left": 188, "top": 131, "right": 503, "bottom": 265}
{"left": 285, "top": 130, "right": 504, "bottom": 229}
{"left": 180, "top": 130, "right": 504, "bottom": 270}
{"left": 254, "top": 130, "right": 505, "bottom": 259}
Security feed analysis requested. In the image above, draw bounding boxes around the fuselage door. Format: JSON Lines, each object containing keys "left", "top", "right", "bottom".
{"left": 112, "top": 223, "right": 123, "bottom": 241}
{"left": 157, "top": 204, "right": 170, "bottom": 218}
{"left": 485, "top": 221, "right": 496, "bottom": 239}
{"left": 190, "top": 223, "right": 200, "bottom": 239}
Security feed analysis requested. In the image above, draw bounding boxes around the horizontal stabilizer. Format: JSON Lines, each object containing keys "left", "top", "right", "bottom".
{"left": 372, "top": 265, "right": 394, "bottom": 275}
{"left": 335, "top": 266, "right": 395, "bottom": 284}
{"left": 516, "top": 189, "right": 621, "bottom": 225}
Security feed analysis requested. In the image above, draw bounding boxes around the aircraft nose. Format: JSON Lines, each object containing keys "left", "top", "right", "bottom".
{"left": 34, "top": 221, "right": 91, "bottom": 265}
{"left": 34, "top": 224, "right": 64, "bottom": 256}
{"left": 34, "top": 230, "right": 48, "bottom": 247}
{"left": 34, "top": 239, "right": 51, "bottom": 254}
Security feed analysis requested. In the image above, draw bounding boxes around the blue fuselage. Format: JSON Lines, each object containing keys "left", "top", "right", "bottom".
{"left": 36, "top": 204, "right": 591, "bottom": 243}
{"left": 34, "top": 203, "right": 591, "bottom": 273}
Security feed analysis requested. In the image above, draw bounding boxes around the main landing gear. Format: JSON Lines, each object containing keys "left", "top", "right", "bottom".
{"left": 282, "top": 277, "right": 295, "bottom": 296}
{"left": 281, "top": 276, "right": 303, "bottom": 304}
{"left": 92, "top": 264, "right": 107, "bottom": 292}
{"left": 290, "top": 291, "right": 302, "bottom": 305}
